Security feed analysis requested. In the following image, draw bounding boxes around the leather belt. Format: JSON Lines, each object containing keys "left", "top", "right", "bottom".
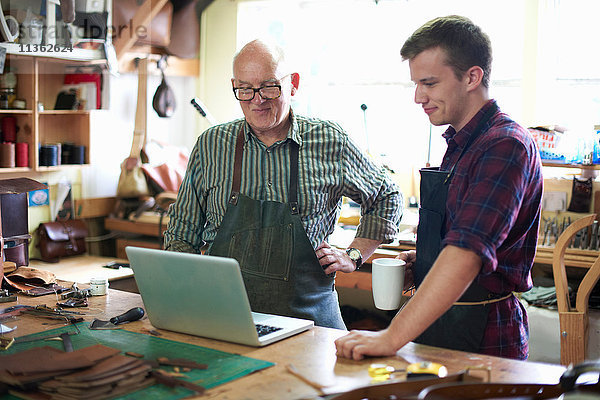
{"left": 454, "top": 293, "right": 513, "bottom": 306}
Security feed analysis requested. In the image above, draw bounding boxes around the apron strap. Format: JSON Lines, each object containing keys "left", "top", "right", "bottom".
{"left": 288, "top": 141, "right": 299, "bottom": 215}
{"left": 228, "top": 132, "right": 301, "bottom": 213}
{"left": 229, "top": 131, "right": 246, "bottom": 205}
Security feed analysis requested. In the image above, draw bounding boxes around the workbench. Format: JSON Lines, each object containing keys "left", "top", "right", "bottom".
{"left": 2, "top": 288, "right": 568, "bottom": 399}
{"left": 29, "top": 255, "right": 137, "bottom": 293}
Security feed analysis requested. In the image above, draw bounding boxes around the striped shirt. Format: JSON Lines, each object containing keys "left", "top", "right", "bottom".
{"left": 164, "top": 111, "right": 402, "bottom": 253}
{"left": 441, "top": 100, "right": 543, "bottom": 360}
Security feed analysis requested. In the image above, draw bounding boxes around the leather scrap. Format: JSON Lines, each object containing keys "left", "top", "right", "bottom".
{"left": 0, "top": 344, "right": 120, "bottom": 375}
{"left": 7, "top": 267, "right": 56, "bottom": 285}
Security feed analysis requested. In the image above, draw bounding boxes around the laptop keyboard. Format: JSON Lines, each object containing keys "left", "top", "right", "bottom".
{"left": 255, "top": 323, "right": 283, "bottom": 337}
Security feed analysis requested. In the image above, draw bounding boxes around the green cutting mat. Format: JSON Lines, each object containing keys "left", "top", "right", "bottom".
{"left": 2, "top": 322, "right": 274, "bottom": 399}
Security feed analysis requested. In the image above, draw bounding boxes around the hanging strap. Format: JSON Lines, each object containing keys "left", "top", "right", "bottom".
{"left": 130, "top": 57, "right": 148, "bottom": 158}
{"left": 229, "top": 133, "right": 300, "bottom": 214}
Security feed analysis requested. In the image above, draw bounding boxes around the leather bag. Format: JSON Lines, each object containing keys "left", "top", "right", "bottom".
{"left": 152, "top": 57, "right": 176, "bottom": 118}
{"left": 112, "top": 0, "right": 174, "bottom": 47}
{"left": 116, "top": 58, "right": 150, "bottom": 198}
{"left": 36, "top": 220, "right": 88, "bottom": 263}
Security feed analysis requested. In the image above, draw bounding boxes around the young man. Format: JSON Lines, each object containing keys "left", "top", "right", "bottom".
{"left": 164, "top": 40, "right": 402, "bottom": 329}
{"left": 335, "top": 15, "right": 542, "bottom": 359}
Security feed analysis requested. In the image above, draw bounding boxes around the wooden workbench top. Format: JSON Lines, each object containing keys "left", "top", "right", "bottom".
{"left": 29, "top": 255, "right": 133, "bottom": 284}
{"left": 2, "top": 290, "right": 567, "bottom": 400}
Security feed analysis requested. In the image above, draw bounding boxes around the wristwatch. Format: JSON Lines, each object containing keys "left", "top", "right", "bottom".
{"left": 346, "top": 248, "right": 363, "bottom": 270}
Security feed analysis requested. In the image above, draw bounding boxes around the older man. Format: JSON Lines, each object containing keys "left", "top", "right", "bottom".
{"left": 164, "top": 40, "right": 402, "bottom": 329}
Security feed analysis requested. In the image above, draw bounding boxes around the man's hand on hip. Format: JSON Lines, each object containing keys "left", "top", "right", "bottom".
{"left": 316, "top": 241, "right": 357, "bottom": 274}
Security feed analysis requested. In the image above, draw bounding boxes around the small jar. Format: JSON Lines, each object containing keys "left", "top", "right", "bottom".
{"left": 89, "top": 277, "right": 109, "bottom": 296}
{"left": 0, "top": 88, "right": 16, "bottom": 108}
{"left": 0, "top": 70, "right": 17, "bottom": 89}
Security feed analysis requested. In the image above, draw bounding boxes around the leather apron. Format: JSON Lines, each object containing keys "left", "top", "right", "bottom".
{"left": 413, "top": 103, "right": 507, "bottom": 353}
{"left": 208, "top": 132, "right": 346, "bottom": 329}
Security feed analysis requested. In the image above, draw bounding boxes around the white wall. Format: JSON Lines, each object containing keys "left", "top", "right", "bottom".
{"left": 81, "top": 70, "right": 198, "bottom": 198}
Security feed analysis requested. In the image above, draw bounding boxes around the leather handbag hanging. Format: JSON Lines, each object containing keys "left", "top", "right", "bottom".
{"left": 152, "top": 56, "right": 176, "bottom": 118}
{"left": 36, "top": 220, "right": 88, "bottom": 263}
{"left": 116, "top": 58, "right": 150, "bottom": 198}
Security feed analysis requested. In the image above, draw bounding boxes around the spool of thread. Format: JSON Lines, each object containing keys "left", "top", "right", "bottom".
{"left": 15, "top": 142, "right": 28, "bottom": 167}
{"left": 39, "top": 144, "right": 58, "bottom": 166}
{"left": 54, "top": 143, "right": 62, "bottom": 165}
{"left": 0, "top": 142, "right": 15, "bottom": 167}
{"left": 1, "top": 116, "right": 17, "bottom": 142}
{"left": 71, "top": 145, "right": 85, "bottom": 164}
{"left": 61, "top": 142, "right": 73, "bottom": 164}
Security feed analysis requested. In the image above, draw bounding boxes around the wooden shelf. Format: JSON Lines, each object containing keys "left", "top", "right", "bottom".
{"left": 105, "top": 217, "right": 168, "bottom": 237}
{"left": 0, "top": 109, "right": 33, "bottom": 114}
{"left": 0, "top": 43, "right": 105, "bottom": 62}
{"left": 0, "top": 167, "right": 31, "bottom": 173}
{"left": 40, "top": 110, "right": 91, "bottom": 115}
{"left": 379, "top": 240, "right": 598, "bottom": 270}
{"left": 535, "top": 246, "right": 598, "bottom": 269}
{"left": 0, "top": 54, "right": 96, "bottom": 172}
{"left": 542, "top": 161, "right": 600, "bottom": 170}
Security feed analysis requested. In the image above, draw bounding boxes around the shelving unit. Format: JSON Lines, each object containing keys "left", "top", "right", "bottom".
{"left": 0, "top": 53, "right": 101, "bottom": 172}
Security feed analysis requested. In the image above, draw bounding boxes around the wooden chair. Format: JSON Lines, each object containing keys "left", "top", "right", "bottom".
{"left": 552, "top": 213, "right": 600, "bottom": 365}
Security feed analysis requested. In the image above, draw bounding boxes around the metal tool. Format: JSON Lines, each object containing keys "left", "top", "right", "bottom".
{"left": 13, "top": 329, "right": 79, "bottom": 352}
{"left": 89, "top": 307, "right": 145, "bottom": 330}
{"left": 0, "top": 289, "right": 16, "bottom": 303}
{"left": 20, "top": 305, "right": 84, "bottom": 324}
{"left": 60, "top": 283, "right": 91, "bottom": 300}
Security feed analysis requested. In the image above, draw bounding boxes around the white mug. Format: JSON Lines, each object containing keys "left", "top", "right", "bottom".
{"left": 371, "top": 258, "right": 406, "bottom": 310}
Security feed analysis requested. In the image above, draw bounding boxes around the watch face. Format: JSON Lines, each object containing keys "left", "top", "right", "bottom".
{"left": 348, "top": 248, "right": 361, "bottom": 260}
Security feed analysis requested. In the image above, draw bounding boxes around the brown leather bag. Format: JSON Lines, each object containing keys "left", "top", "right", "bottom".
{"left": 112, "top": 0, "right": 174, "bottom": 47}
{"left": 36, "top": 220, "right": 88, "bottom": 263}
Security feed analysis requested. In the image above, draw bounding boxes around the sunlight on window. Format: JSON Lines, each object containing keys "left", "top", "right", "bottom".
{"left": 237, "top": 0, "right": 525, "bottom": 175}
{"left": 236, "top": 0, "right": 599, "bottom": 187}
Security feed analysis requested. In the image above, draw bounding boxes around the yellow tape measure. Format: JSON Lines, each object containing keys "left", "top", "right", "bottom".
{"left": 369, "top": 361, "right": 448, "bottom": 382}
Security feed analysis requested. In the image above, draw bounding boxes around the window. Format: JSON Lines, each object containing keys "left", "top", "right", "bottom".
{"left": 237, "top": 0, "right": 526, "bottom": 174}
{"left": 236, "top": 0, "right": 599, "bottom": 183}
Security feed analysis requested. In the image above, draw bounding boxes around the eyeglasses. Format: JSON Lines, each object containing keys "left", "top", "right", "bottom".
{"left": 232, "top": 74, "right": 291, "bottom": 101}
{"left": 232, "top": 85, "right": 282, "bottom": 101}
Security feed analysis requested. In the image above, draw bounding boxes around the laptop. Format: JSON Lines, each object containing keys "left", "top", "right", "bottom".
{"left": 125, "top": 246, "right": 314, "bottom": 346}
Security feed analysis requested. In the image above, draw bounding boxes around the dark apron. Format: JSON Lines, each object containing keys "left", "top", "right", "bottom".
{"left": 414, "top": 103, "right": 506, "bottom": 353}
{"left": 208, "top": 132, "right": 346, "bottom": 329}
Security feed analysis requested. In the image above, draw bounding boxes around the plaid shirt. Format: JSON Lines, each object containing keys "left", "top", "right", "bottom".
{"left": 440, "top": 100, "right": 543, "bottom": 360}
{"left": 164, "top": 110, "right": 402, "bottom": 252}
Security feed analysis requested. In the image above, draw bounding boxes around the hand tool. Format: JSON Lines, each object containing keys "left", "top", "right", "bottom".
{"left": 89, "top": 307, "right": 145, "bottom": 330}
{"left": 20, "top": 305, "right": 84, "bottom": 324}
{"left": 13, "top": 329, "right": 79, "bottom": 352}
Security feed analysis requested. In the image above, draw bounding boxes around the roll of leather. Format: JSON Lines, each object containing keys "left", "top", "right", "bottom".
{"left": 15, "top": 142, "right": 28, "bottom": 167}
{"left": 39, "top": 144, "right": 58, "bottom": 166}
{"left": 0, "top": 142, "right": 15, "bottom": 167}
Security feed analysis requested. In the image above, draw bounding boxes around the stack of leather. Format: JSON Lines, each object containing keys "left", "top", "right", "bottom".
{"left": 0, "top": 344, "right": 154, "bottom": 399}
